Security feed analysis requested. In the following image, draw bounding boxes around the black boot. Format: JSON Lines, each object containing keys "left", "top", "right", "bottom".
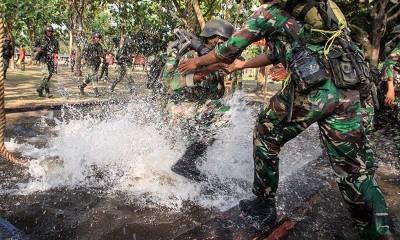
{"left": 78, "top": 83, "right": 87, "bottom": 95}
{"left": 239, "top": 197, "right": 276, "bottom": 224}
{"left": 171, "top": 141, "right": 208, "bottom": 182}
{"left": 93, "top": 87, "right": 101, "bottom": 97}
{"left": 36, "top": 87, "right": 44, "bottom": 97}
{"left": 45, "top": 88, "right": 53, "bottom": 98}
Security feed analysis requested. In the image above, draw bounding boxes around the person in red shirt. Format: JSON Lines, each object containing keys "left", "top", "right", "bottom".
{"left": 18, "top": 45, "right": 26, "bottom": 71}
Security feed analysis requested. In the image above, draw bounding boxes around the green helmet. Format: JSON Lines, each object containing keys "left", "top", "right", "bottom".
{"left": 200, "top": 19, "right": 234, "bottom": 39}
{"left": 93, "top": 32, "right": 102, "bottom": 39}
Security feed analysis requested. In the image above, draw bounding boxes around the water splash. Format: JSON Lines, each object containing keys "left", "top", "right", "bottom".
{"left": 5, "top": 91, "right": 323, "bottom": 211}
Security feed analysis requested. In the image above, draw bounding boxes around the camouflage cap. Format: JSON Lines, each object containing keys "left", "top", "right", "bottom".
{"left": 200, "top": 19, "right": 234, "bottom": 39}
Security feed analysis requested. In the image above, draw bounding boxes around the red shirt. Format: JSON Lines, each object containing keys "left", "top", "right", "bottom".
{"left": 19, "top": 47, "right": 25, "bottom": 61}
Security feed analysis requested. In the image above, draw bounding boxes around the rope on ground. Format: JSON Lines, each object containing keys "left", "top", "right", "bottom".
{"left": 0, "top": 16, "right": 26, "bottom": 165}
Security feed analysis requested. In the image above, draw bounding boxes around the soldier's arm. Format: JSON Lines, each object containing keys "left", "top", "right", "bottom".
{"left": 178, "top": 5, "right": 275, "bottom": 74}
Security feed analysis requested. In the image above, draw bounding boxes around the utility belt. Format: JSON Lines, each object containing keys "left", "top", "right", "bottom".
{"left": 288, "top": 44, "right": 369, "bottom": 93}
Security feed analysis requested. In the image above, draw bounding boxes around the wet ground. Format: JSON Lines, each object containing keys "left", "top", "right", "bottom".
{"left": 1, "top": 66, "right": 399, "bottom": 239}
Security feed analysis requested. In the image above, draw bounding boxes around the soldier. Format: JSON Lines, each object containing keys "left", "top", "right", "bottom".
{"left": 147, "top": 47, "right": 169, "bottom": 92}
{"left": 165, "top": 19, "right": 234, "bottom": 181}
{"left": 110, "top": 38, "right": 134, "bottom": 92}
{"left": 110, "top": 37, "right": 135, "bottom": 93}
{"left": 377, "top": 25, "right": 400, "bottom": 156}
{"left": 33, "top": 25, "right": 59, "bottom": 98}
{"left": 2, "top": 37, "right": 13, "bottom": 79}
{"left": 230, "top": 55, "right": 245, "bottom": 92}
{"left": 99, "top": 49, "right": 109, "bottom": 82}
{"left": 78, "top": 32, "right": 104, "bottom": 97}
{"left": 178, "top": 1, "right": 396, "bottom": 239}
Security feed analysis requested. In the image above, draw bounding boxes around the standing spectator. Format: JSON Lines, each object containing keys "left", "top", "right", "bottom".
{"left": 33, "top": 25, "right": 59, "bottom": 98}
{"left": 17, "top": 45, "right": 26, "bottom": 71}
{"left": 70, "top": 50, "right": 76, "bottom": 72}
{"left": 78, "top": 32, "right": 104, "bottom": 97}
{"left": 2, "top": 37, "right": 13, "bottom": 79}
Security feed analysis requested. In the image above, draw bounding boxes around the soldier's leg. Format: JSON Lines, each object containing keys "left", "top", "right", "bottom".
{"left": 78, "top": 64, "right": 96, "bottom": 95}
{"left": 110, "top": 65, "right": 126, "bottom": 92}
{"left": 37, "top": 61, "right": 51, "bottom": 97}
{"left": 126, "top": 66, "right": 135, "bottom": 93}
{"left": 361, "top": 94, "right": 375, "bottom": 168}
{"left": 91, "top": 64, "right": 100, "bottom": 97}
{"left": 3, "top": 59, "right": 9, "bottom": 79}
{"left": 319, "top": 88, "right": 396, "bottom": 239}
{"left": 44, "top": 62, "right": 55, "bottom": 98}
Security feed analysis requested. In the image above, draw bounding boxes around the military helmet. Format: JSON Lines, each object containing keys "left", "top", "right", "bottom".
{"left": 43, "top": 25, "right": 54, "bottom": 34}
{"left": 93, "top": 32, "right": 102, "bottom": 39}
{"left": 200, "top": 19, "right": 234, "bottom": 39}
{"left": 4, "top": 37, "right": 11, "bottom": 42}
{"left": 124, "top": 37, "right": 133, "bottom": 45}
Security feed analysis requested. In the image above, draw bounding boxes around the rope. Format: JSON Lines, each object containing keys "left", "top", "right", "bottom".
{"left": 310, "top": 18, "right": 347, "bottom": 56}
{"left": 0, "top": 16, "right": 26, "bottom": 165}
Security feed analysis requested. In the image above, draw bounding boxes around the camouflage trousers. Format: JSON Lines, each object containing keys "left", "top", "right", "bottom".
{"left": 83, "top": 63, "right": 100, "bottom": 88}
{"left": 166, "top": 98, "right": 230, "bottom": 144}
{"left": 111, "top": 64, "right": 135, "bottom": 92}
{"left": 2, "top": 58, "right": 9, "bottom": 78}
{"left": 38, "top": 61, "right": 55, "bottom": 92}
{"left": 253, "top": 79, "right": 395, "bottom": 238}
{"left": 99, "top": 63, "right": 109, "bottom": 80}
{"left": 361, "top": 93, "right": 376, "bottom": 169}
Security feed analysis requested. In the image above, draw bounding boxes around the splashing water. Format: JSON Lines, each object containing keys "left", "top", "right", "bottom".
{"left": 5, "top": 91, "right": 323, "bottom": 212}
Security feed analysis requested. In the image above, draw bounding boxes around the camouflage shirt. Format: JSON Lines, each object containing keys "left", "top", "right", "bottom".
{"left": 214, "top": 3, "right": 304, "bottom": 63}
{"left": 383, "top": 46, "right": 400, "bottom": 79}
{"left": 116, "top": 45, "right": 135, "bottom": 65}
{"left": 2, "top": 43, "right": 13, "bottom": 60}
{"left": 83, "top": 42, "right": 103, "bottom": 66}
{"left": 164, "top": 50, "right": 225, "bottom": 103}
{"left": 34, "top": 35, "right": 59, "bottom": 63}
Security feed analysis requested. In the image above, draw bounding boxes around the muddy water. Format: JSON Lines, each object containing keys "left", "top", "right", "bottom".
{"left": 1, "top": 93, "right": 324, "bottom": 239}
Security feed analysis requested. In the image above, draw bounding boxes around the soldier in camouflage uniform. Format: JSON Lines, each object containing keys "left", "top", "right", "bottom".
{"left": 377, "top": 25, "right": 400, "bottom": 156}
{"left": 99, "top": 49, "right": 109, "bottom": 82}
{"left": 78, "top": 32, "right": 104, "bottom": 97}
{"left": 230, "top": 55, "right": 245, "bottom": 92}
{"left": 164, "top": 19, "right": 234, "bottom": 181}
{"left": 147, "top": 47, "right": 170, "bottom": 92}
{"left": 33, "top": 25, "right": 59, "bottom": 98}
{"left": 2, "top": 37, "right": 13, "bottom": 79}
{"left": 178, "top": 2, "right": 396, "bottom": 239}
{"left": 110, "top": 38, "right": 135, "bottom": 93}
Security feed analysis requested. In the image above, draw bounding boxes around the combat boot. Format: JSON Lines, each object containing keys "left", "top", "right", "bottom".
{"left": 78, "top": 83, "right": 87, "bottom": 95}
{"left": 239, "top": 197, "right": 276, "bottom": 224}
{"left": 93, "top": 88, "right": 101, "bottom": 97}
{"left": 109, "top": 83, "right": 116, "bottom": 93}
{"left": 171, "top": 141, "right": 208, "bottom": 182}
{"left": 45, "top": 88, "right": 53, "bottom": 98}
{"left": 238, "top": 82, "right": 243, "bottom": 91}
{"left": 36, "top": 87, "right": 44, "bottom": 97}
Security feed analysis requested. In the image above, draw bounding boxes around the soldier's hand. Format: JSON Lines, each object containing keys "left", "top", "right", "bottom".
{"left": 227, "top": 59, "right": 245, "bottom": 73}
{"left": 269, "top": 63, "right": 289, "bottom": 82}
{"left": 178, "top": 58, "right": 199, "bottom": 74}
{"left": 385, "top": 88, "right": 396, "bottom": 106}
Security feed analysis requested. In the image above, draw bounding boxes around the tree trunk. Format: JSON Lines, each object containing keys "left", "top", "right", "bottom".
{"left": 234, "top": 0, "right": 245, "bottom": 29}
{"left": 370, "top": 0, "right": 388, "bottom": 65}
{"left": 191, "top": 0, "right": 205, "bottom": 29}
{"left": 225, "top": 0, "right": 230, "bottom": 21}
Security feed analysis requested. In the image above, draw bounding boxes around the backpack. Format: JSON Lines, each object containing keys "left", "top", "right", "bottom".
{"left": 278, "top": 0, "right": 347, "bottom": 43}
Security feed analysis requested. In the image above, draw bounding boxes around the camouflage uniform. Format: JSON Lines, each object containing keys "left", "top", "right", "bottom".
{"left": 213, "top": 3, "right": 395, "bottom": 238}
{"left": 377, "top": 45, "right": 400, "bottom": 155}
{"left": 79, "top": 41, "right": 103, "bottom": 96}
{"left": 147, "top": 51, "right": 170, "bottom": 92}
{"left": 33, "top": 33, "right": 59, "bottom": 97}
{"left": 165, "top": 50, "right": 228, "bottom": 141}
{"left": 2, "top": 40, "right": 13, "bottom": 79}
{"left": 110, "top": 44, "right": 135, "bottom": 93}
{"left": 230, "top": 56, "right": 245, "bottom": 92}
{"left": 99, "top": 52, "right": 109, "bottom": 81}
